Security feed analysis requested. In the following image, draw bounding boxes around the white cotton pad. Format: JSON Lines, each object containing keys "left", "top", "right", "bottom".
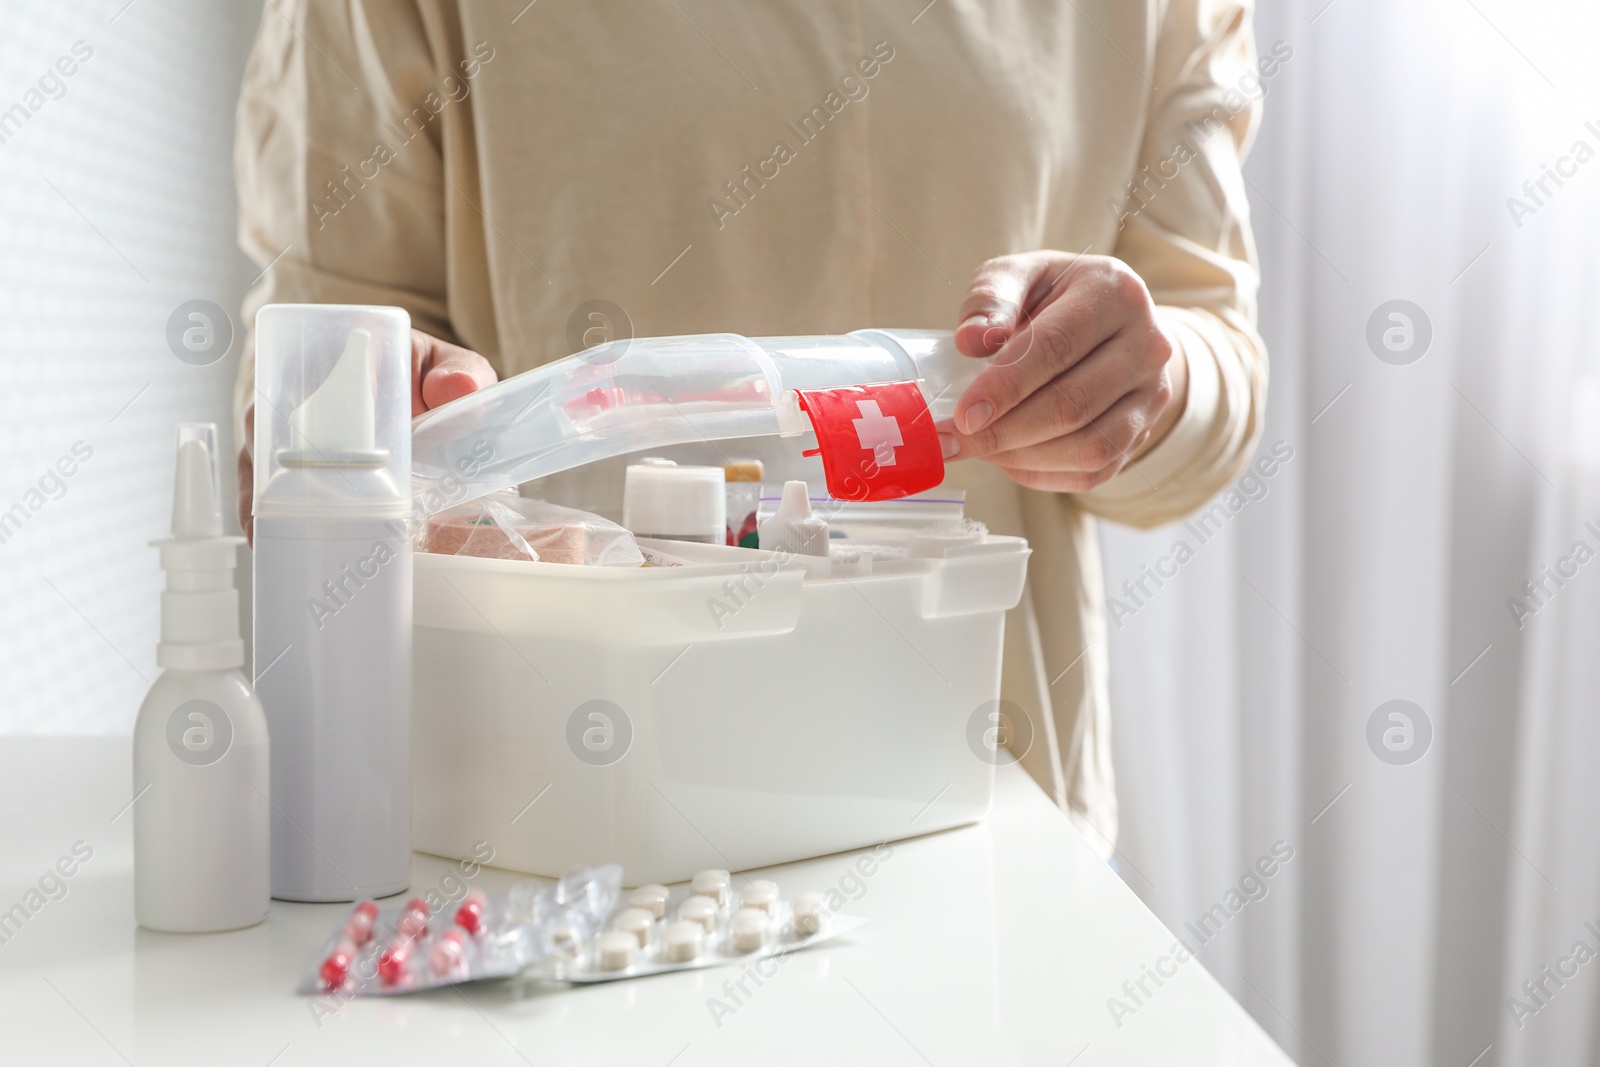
{"left": 663, "top": 921, "right": 704, "bottom": 963}
{"left": 679, "top": 895, "right": 719, "bottom": 933}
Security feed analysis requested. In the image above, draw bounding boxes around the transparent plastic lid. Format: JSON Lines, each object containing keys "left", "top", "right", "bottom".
{"left": 410, "top": 329, "right": 980, "bottom": 517}
{"left": 254, "top": 304, "right": 411, "bottom": 513}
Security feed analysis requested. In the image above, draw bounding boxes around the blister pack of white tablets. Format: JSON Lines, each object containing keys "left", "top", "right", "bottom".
{"left": 525, "top": 869, "right": 864, "bottom": 983}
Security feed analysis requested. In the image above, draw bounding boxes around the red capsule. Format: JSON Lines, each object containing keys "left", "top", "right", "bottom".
{"left": 354, "top": 900, "right": 380, "bottom": 921}
{"left": 429, "top": 929, "right": 466, "bottom": 976}
{"left": 344, "top": 909, "right": 376, "bottom": 945}
{"left": 455, "top": 900, "right": 484, "bottom": 934}
{"left": 378, "top": 941, "right": 411, "bottom": 985}
{"left": 320, "top": 946, "right": 352, "bottom": 989}
{"left": 397, "top": 897, "right": 430, "bottom": 939}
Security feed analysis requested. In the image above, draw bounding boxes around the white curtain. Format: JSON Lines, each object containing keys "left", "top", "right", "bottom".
{"left": 0, "top": 1, "right": 262, "bottom": 732}
{"left": 1103, "top": 1, "right": 1600, "bottom": 1064}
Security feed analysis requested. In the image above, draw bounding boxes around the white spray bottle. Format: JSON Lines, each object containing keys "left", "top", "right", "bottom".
{"left": 134, "top": 423, "right": 270, "bottom": 932}
{"left": 253, "top": 305, "right": 413, "bottom": 902}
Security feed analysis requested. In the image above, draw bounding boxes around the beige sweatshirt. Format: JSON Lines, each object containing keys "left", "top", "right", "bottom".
{"left": 234, "top": 0, "right": 1269, "bottom": 855}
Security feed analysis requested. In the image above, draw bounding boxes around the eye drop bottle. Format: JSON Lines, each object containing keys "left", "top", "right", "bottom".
{"left": 134, "top": 423, "right": 270, "bottom": 932}
{"left": 253, "top": 305, "right": 413, "bottom": 902}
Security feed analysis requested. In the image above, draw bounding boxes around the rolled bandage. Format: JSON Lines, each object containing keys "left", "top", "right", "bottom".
{"left": 663, "top": 921, "right": 704, "bottom": 963}
{"left": 678, "top": 895, "right": 719, "bottom": 933}
{"left": 596, "top": 931, "right": 638, "bottom": 971}
{"left": 610, "top": 907, "right": 655, "bottom": 948}
{"left": 729, "top": 908, "right": 768, "bottom": 953}
{"left": 740, "top": 880, "right": 780, "bottom": 916}
{"left": 628, "top": 884, "right": 670, "bottom": 920}
{"left": 793, "top": 892, "right": 829, "bottom": 937}
{"left": 691, "top": 868, "right": 730, "bottom": 906}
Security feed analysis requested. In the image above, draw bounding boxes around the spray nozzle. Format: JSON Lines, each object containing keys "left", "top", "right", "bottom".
{"left": 283, "top": 327, "right": 383, "bottom": 464}
{"left": 171, "top": 424, "right": 224, "bottom": 539}
{"left": 759, "top": 480, "right": 830, "bottom": 557}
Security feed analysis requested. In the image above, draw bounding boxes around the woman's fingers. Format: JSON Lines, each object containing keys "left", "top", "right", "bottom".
{"left": 950, "top": 334, "right": 1143, "bottom": 459}
{"left": 978, "top": 391, "right": 1156, "bottom": 475}
{"left": 238, "top": 404, "right": 255, "bottom": 544}
{"left": 957, "top": 255, "right": 1043, "bottom": 357}
{"left": 954, "top": 261, "right": 1143, "bottom": 437}
{"left": 991, "top": 459, "right": 1128, "bottom": 494}
{"left": 411, "top": 329, "right": 497, "bottom": 415}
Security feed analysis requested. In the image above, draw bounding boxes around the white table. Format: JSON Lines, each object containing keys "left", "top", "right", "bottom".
{"left": 0, "top": 738, "right": 1294, "bottom": 1066}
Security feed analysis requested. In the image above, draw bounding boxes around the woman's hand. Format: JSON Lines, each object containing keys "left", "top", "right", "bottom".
{"left": 944, "top": 251, "right": 1187, "bottom": 493}
{"left": 238, "top": 329, "right": 496, "bottom": 542}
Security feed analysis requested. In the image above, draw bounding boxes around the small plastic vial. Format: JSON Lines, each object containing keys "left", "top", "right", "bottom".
{"left": 758, "top": 481, "right": 829, "bottom": 556}
{"left": 134, "top": 424, "right": 269, "bottom": 934}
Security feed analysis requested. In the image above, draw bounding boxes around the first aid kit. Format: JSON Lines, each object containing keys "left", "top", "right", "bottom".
{"left": 408, "top": 329, "right": 1031, "bottom": 885}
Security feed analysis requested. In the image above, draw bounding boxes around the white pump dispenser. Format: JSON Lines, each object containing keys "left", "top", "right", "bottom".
{"left": 133, "top": 423, "right": 270, "bottom": 932}
{"left": 253, "top": 305, "right": 413, "bottom": 902}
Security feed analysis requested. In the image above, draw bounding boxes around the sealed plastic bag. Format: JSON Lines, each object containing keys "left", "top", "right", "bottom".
{"left": 420, "top": 491, "right": 644, "bottom": 567}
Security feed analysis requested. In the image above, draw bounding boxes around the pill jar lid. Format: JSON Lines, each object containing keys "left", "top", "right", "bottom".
{"left": 723, "top": 460, "right": 765, "bottom": 484}
{"left": 623, "top": 459, "right": 726, "bottom": 540}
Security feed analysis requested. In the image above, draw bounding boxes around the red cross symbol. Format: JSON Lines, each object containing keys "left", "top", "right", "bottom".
{"left": 795, "top": 380, "right": 944, "bottom": 501}
{"left": 852, "top": 400, "right": 904, "bottom": 466}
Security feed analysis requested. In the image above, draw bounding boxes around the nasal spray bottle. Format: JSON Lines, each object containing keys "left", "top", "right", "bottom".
{"left": 134, "top": 424, "right": 270, "bottom": 932}
{"left": 253, "top": 305, "right": 412, "bottom": 902}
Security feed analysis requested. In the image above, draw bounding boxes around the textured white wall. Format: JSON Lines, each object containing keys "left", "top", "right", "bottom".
{"left": 0, "top": 0, "right": 263, "bottom": 732}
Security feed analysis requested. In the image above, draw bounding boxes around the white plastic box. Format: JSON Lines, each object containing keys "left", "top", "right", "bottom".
{"left": 411, "top": 535, "right": 1028, "bottom": 885}
{"left": 406, "top": 329, "right": 1029, "bottom": 885}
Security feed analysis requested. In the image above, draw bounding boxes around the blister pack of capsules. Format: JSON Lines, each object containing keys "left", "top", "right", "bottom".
{"left": 299, "top": 865, "right": 622, "bottom": 995}
{"left": 300, "top": 866, "right": 861, "bottom": 995}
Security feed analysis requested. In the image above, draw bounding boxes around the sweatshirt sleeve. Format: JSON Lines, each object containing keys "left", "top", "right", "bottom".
{"left": 1075, "top": 0, "right": 1273, "bottom": 529}
{"left": 231, "top": 0, "right": 458, "bottom": 449}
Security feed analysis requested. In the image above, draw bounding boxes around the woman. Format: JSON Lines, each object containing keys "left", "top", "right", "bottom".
{"left": 234, "top": 0, "right": 1269, "bottom": 854}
